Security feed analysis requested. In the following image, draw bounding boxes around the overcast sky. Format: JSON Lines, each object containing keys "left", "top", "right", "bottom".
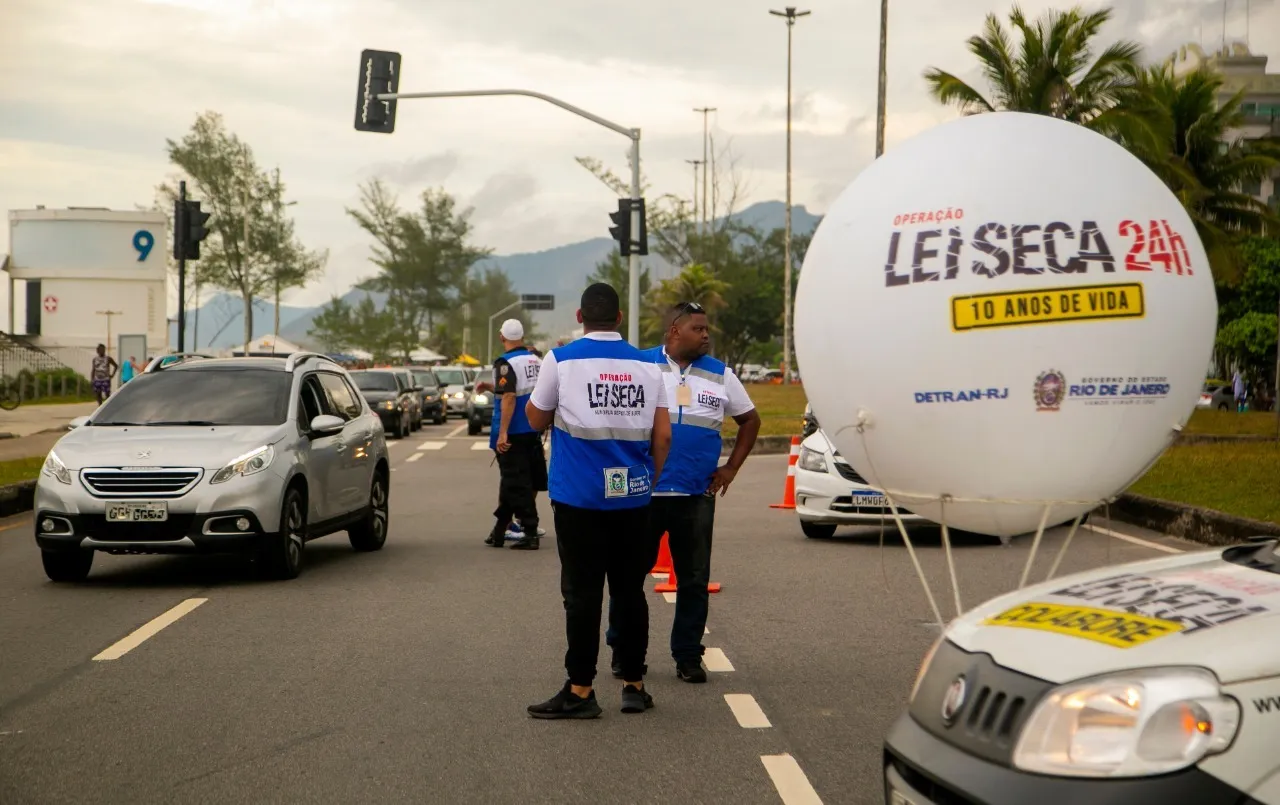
{"left": 2, "top": 0, "right": 1277, "bottom": 310}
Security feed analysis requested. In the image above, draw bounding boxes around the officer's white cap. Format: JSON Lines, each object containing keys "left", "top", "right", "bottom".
{"left": 500, "top": 319, "right": 524, "bottom": 340}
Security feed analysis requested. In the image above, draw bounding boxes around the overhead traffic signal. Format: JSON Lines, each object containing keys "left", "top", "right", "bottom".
{"left": 609, "top": 197, "right": 648, "bottom": 257}
{"left": 173, "top": 198, "right": 211, "bottom": 261}
{"left": 354, "top": 49, "right": 401, "bottom": 133}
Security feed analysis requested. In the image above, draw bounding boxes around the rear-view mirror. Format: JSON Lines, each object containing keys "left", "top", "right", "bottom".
{"left": 310, "top": 414, "right": 344, "bottom": 435}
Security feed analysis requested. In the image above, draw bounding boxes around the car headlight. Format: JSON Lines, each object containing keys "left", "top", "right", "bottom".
{"left": 381, "top": 400, "right": 396, "bottom": 410}
{"left": 1013, "top": 667, "right": 1240, "bottom": 778}
{"left": 42, "top": 450, "right": 72, "bottom": 485}
{"left": 473, "top": 393, "right": 491, "bottom": 404}
{"left": 797, "top": 445, "right": 828, "bottom": 473}
{"left": 425, "top": 394, "right": 438, "bottom": 401}
{"left": 210, "top": 445, "right": 275, "bottom": 485}
{"left": 453, "top": 391, "right": 466, "bottom": 399}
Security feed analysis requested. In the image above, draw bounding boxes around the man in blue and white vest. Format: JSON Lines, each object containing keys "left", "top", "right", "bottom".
{"left": 481, "top": 318, "right": 547, "bottom": 550}
{"left": 524, "top": 283, "right": 672, "bottom": 719}
{"left": 607, "top": 301, "right": 761, "bottom": 683}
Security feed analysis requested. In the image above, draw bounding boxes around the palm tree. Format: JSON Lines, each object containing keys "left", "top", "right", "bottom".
{"left": 641, "top": 263, "right": 730, "bottom": 344}
{"left": 924, "top": 5, "right": 1150, "bottom": 144}
{"left": 1121, "top": 64, "right": 1280, "bottom": 281}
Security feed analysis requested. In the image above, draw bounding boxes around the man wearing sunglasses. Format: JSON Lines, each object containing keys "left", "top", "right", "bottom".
{"left": 606, "top": 300, "right": 761, "bottom": 684}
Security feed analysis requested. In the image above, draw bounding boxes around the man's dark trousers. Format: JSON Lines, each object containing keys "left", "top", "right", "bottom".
{"left": 491, "top": 434, "right": 545, "bottom": 534}
{"left": 555, "top": 502, "right": 653, "bottom": 685}
{"left": 606, "top": 494, "right": 715, "bottom": 664}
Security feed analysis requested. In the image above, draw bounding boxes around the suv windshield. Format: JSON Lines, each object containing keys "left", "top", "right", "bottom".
{"left": 412, "top": 371, "right": 439, "bottom": 389}
{"left": 350, "top": 372, "right": 400, "bottom": 392}
{"left": 93, "top": 368, "right": 291, "bottom": 426}
{"left": 434, "top": 369, "right": 468, "bottom": 386}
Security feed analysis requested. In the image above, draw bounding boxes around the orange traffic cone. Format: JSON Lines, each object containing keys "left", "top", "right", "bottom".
{"left": 769, "top": 436, "right": 801, "bottom": 509}
{"left": 650, "top": 532, "right": 672, "bottom": 574}
{"left": 655, "top": 563, "right": 722, "bottom": 594}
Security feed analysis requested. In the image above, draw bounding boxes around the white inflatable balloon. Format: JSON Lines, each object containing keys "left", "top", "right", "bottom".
{"left": 794, "top": 112, "right": 1217, "bottom": 538}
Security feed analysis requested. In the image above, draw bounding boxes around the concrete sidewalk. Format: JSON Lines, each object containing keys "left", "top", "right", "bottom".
{"left": 0, "top": 401, "right": 97, "bottom": 440}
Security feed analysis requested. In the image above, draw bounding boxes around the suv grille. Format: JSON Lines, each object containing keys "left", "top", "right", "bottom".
{"left": 80, "top": 469, "right": 202, "bottom": 498}
{"left": 833, "top": 459, "right": 868, "bottom": 484}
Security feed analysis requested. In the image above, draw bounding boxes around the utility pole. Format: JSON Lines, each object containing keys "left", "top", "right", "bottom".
{"left": 770, "top": 6, "right": 810, "bottom": 385}
{"left": 685, "top": 159, "right": 704, "bottom": 233}
{"left": 96, "top": 310, "right": 123, "bottom": 359}
{"left": 176, "top": 180, "right": 187, "bottom": 352}
{"left": 694, "top": 107, "right": 716, "bottom": 230}
{"left": 243, "top": 181, "right": 252, "bottom": 358}
{"left": 269, "top": 167, "right": 298, "bottom": 352}
{"left": 875, "top": 0, "right": 889, "bottom": 158}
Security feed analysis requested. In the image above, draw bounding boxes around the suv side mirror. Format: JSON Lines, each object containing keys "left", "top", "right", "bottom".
{"left": 310, "top": 414, "right": 345, "bottom": 435}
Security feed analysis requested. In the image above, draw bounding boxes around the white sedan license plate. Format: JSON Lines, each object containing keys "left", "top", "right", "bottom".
{"left": 106, "top": 502, "right": 169, "bottom": 523}
{"left": 851, "top": 490, "right": 889, "bottom": 508}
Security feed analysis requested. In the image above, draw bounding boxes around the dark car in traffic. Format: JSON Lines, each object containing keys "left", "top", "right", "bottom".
{"left": 348, "top": 370, "right": 415, "bottom": 439}
{"left": 412, "top": 368, "right": 446, "bottom": 425}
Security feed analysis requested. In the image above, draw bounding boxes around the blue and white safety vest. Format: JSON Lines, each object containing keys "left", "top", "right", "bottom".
{"left": 646, "top": 346, "right": 731, "bottom": 496}
{"left": 537, "top": 332, "right": 667, "bottom": 510}
{"left": 489, "top": 346, "right": 541, "bottom": 450}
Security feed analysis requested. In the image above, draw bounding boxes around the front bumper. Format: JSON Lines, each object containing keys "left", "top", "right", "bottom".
{"left": 34, "top": 468, "right": 288, "bottom": 554}
{"left": 884, "top": 713, "right": 1249, "bottom": 805}
{"left": 469, "top": 405, "right": 493, "bottom": 423}
{"left": 445, "top": 395, "right": 468, "bottom": 415}
{"left": 422, "top": 399, "right": 444, "bottom": 418}
{"left": 795, "top": 466, "right": 924, "bottom": 526}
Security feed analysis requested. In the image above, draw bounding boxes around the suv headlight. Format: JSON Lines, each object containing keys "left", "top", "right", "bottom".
{"left": 210, "top": 445, "right": 275, "bottom": 485}
{"left": 42, "top": 450, "right": 72, "bottom": 485}
{"left": 380, "top": 400, "right": 397, "bottom": 410}
{"left": 1013, "top": 667, "right": 1240, "bottom": 778}
{"left": 473, "top": 393, "right": 491, "bottom": 404}
{"left": 797, "top": 445, "right": 828, "bottom": 473}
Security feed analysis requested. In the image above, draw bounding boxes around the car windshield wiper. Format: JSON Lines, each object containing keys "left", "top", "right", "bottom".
{"left": 147, "top": 420, "right": 219, "bottom": 426}
{"left": 94, "top": 421, "right": 141, "bottom": 426}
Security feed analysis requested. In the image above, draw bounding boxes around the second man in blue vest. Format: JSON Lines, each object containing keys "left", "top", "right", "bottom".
{"left": 483, "top": 318, "right": 547, "bottom": 550}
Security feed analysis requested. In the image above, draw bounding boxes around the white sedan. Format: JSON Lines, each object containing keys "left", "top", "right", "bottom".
{"left": 794, "top": 430, "right": 926, "bottom": 538}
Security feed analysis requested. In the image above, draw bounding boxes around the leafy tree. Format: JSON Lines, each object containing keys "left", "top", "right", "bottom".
{"left": 162, "top": 111, "right": 325, "bottom": 355}
{"left": 264, "top": 168, "right": 327, "bottom": 339}
{"left": 446, "top": 267, "right": 541, "bottom": 362}
{"left": 1216, "top": 311, "right": 1277, "bottom": 387}
{"left": 347, "top": 179, "right": 491, "bottom": 360}
{"left": 307, "top": 295, "right": 398, "bottom": 361}
{"left": 642, "top": 263, "right": 730, "bottom": 343}
{"left": 923, "top": 6, "right": 1154, "bottom": 146}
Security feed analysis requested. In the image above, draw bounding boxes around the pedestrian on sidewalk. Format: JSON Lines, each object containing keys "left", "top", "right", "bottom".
{"left": 481, "top": 319, "right": 547, "bottom": 551}
{"left": 90, "top": 345, "right": 118, "bottom": 406}
{"left": 120, "top": 356, "right": 138, "bottom": 385}
{"left": 605, "top": 302, "right": 761, "bottom": 683}
{"left": 524, "top": 283, "right": 671, "bottom": 719}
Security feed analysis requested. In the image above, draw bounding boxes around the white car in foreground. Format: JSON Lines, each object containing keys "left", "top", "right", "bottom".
{"left": 886, "top": 539, "right": 1280, "bottom": 804}
{"left": 793, "top": 430, "right": 925, "bottom": 538}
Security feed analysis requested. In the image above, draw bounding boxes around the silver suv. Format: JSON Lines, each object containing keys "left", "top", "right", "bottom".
{"left": 33, "top": 352, "right": 391, "bottom": 582}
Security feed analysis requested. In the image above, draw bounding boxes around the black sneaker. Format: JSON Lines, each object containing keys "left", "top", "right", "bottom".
{"left": 620, "top": 684, "right": 654, "bottom": 714}
{"left": 611, "top": 660, "right": 624, "bottom": 679}
{"left": 676, "top": 660, "right": 707, "bottom": 684}
{"left": 527, "top": 682, "right": 602, "bottom": 720}
{"left": 510, "top": 536, "right": 539, "bottom": 550}
{"left": 484, "top": 533, "right": 505, "bottom": 547}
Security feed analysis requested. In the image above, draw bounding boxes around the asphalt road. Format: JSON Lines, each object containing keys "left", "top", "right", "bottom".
{"left": 0, "top": 420, "right": 1201, "bottom": 805}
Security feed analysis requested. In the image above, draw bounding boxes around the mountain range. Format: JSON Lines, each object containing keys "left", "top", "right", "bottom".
{"left": 168, "top": 200, "right": 824, "bottom": 352}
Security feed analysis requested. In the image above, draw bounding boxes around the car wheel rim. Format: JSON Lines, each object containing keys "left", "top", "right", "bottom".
{"left": 371, "top": 478, "right": 388, "bottom": 540}
{"left": 286, "top": 499, "right": 303, "bottom": 564}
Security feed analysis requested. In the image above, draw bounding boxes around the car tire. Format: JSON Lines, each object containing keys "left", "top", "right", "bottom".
{"left": 260, "top": 487, "right": 306, "bottom": 580}
{"left": 41, "top": 549, "right": 93, "bottom": 582}
{"left": 394, "top": 416, "right": 407, "bottom": 439}
{"left": 800, "top": 521, "right": 837, "bottom": 539}
{"left": 349, "top": 471, "right": 390, "bottom": 552}
{"left": 468, "top": 418, "right": 482, "bottom": 436}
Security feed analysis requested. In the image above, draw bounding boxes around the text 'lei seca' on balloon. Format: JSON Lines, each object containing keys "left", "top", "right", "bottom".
{"left": 793, "top": 111, "right": 1218, "bottom": 538}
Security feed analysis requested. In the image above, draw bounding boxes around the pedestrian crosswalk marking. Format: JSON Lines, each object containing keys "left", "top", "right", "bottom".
{"left": 406, "top": 453, "right": 422, "bottom": 463}
{"left": 471, "top": 442, "right": 490, "bottom": 451}
{"left": 417, "top": 441, "right": 447, "bottom": 451}
{"left": 704, "top": 648, "right": 734, "bottom": 672}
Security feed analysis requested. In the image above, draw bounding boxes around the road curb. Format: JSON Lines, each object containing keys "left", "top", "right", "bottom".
{"left": 1101, "top": 492, "right": 1280, "bottom": 547}
{"left": 0, "top": 480, "right": 36, "bottom": 519}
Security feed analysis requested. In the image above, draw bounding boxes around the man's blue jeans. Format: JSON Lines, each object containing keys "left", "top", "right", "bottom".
{"left": 606, "top": 493, "right": 715, "bottom": 664}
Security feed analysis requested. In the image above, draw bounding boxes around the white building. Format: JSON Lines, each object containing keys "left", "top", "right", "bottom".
{"left": 3, "top": 207, "right": 169, "bottom": 380}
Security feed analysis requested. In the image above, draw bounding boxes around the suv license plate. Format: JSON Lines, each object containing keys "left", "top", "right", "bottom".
{"left": 106, "top": 502, "right": 169, "bottom": 522}
{"left": 851, "top": 491, "right": 889, "bottom": 508}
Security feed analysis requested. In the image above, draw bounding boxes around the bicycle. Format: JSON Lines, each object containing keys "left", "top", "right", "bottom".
{"left": 0, "top": 377, "right": 20, "bottom": 411}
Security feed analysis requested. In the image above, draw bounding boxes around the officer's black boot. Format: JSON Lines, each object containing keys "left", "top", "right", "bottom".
{"left": 510, "top": 532, "right": 539, "bottom": 550}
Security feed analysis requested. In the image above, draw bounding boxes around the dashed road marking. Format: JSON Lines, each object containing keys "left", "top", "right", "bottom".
{"left": 1083, "top": 523, "right": 1184, "bottom": 554}
{"left": 471, "top": 442, "right": 490, "bottom": 451}
{"left": 704, "top": 647, "right": 734, "bottom": 672}
{"left": 417, "top": 441, "right": 447, "bottom": 451}
{"left": 406, "top": 453, "right": 422, "bottom": 463}
{"left": 447, "top": 423, "right": 467, "bottom": 438}
{"left": 761, "top": 755, "right": 823, "bottom": 805}
{"left": 725, "top": 694, "right": 771, "bottom": 728}
{"left": 93, "top": 598, "right": 207, "bottom": 661}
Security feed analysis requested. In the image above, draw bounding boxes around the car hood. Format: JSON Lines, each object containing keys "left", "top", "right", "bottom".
{"left": 52, "top": 424, "right": 290, "bottom": 471}
{"left": 946, "top": 549, "right": 1280, "bottom": 684}
{"left": 442, "top": 385, "right": 467, "bottom": 395}
{"left": 360, "top": 390, "right": 399, "bottom": 402}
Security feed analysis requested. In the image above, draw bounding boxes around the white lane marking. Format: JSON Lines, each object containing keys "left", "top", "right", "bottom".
{"left": 1083, "top": 523, "right": 1184, "bottom": 554}
{"left": 385, "top": 440, "right": 399, "bottom": 448}
{"left": 761, "top": 755, "right": 823, "bottom": 805}
{"left": 93, "top": 598, "right": 208, "bottom": 661}
{"left": 662, "top": 592, "right": 677, "bottom": 604}
{"left": 406, "top": 453, "right": 422, "bottom": 463}
{"left": 704, "top": 647, "right": 734, "bottom": 672}
{"left": 471, "top": 442, "right": 491, "bottom": 451}
{"left": 725, "top": 694, "right": 772, "bottom": 729}
{"left": 417, "top": 441, "right": 447, "bottom": 451}
{"left": 447, "top": 423, "right": 467, "bottom": 438}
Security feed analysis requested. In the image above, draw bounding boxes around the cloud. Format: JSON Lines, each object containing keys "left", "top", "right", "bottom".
{"left": 468, "top": 171, "right": 540, "bottom": 219}
{"left": 363, "top": 152, "right": 460, "bottom": 187}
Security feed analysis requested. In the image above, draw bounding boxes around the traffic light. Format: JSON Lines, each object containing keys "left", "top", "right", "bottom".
{"left": 354, "top": 49, "right": 401, "bottom": 133}
{"left": 608, "top": 198, "right": 649, "bottom": 257}
{"left": 173, "top": 198, "right": 212, "bottom": 261}
{"left": 609, "top": 198, "right": 632, "bottom": 256}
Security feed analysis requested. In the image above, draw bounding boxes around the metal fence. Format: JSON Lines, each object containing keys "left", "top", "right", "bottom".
{"left": 1, "top": 337, "right": 99, "bottom": 404}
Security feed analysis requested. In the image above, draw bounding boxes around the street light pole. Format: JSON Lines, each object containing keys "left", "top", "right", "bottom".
{"left": 694, "top": 107, "right": 716, "bottom": 230}
{"left": 770, "top": 6, "right": 810, "bottom": 385}
{"left": 875, "top": 0, "right": 889, "bottom": 158}
{"left": 487, "top": 300, "right": 523, "bottom": 366}
{"left": 376, "top": 87, "right": 645, "bottom": 346}
{"left": 685, "top": 159, "right": 704, "bottom": 231}
{"left": 95, "top": 310, "right": 123, "bottom": 359}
